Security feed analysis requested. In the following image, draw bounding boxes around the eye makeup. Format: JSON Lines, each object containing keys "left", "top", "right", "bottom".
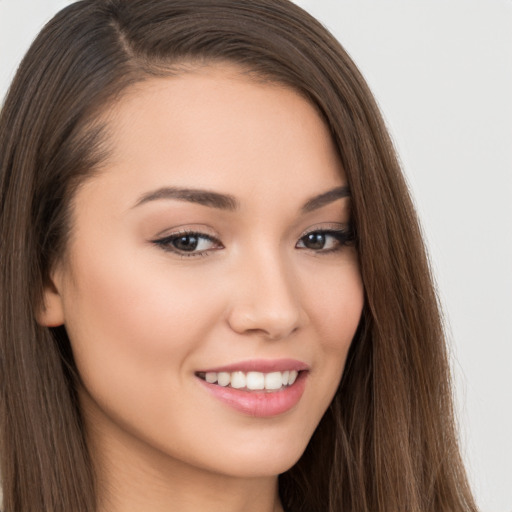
{"left": 152, "top": 230, "right": 223, "bottom": 258}
{"left": 151, "top": 222, "right": 354, "bottom": 259}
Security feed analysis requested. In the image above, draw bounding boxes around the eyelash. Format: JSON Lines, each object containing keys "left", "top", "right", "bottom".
{"left": 152, "top": 227, "right": 354, "bottom": 258}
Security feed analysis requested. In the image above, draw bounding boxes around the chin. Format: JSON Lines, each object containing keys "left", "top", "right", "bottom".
{"left": 198, "top": 432, "right": 311, "bottom": 479}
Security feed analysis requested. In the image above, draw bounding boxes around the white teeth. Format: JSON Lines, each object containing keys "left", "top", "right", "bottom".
{"left": 205, "top": 372, "right": 217, "bottom": 384}
{"left": 217, "top": 372, "right": 230, "bottom": 387}
{"left": 230, "top": 371, "right": 246, "bottom": 389}
{"left": 199, "top": 370, "right": 301, "bottom": 391}
{"left": 246, "top": 371, "right": 265, "bottom": 390}
{"left": 265, "top": 372, "right": 284, "bottom": 390}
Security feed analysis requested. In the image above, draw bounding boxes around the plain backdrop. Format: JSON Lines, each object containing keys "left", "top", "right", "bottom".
{"left": 1, "top": 1, "right": 511, "bottom": 511}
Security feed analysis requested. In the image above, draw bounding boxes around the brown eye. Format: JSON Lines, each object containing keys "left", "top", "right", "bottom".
{"left": 173, "top": 235, "right": 200, "bottom": 252}
{"left": 153, "top": 232, "right": 222, "bottom": 257}
{"left": 296, "top": 229, "right": 352, "bottom": 253}
{"left": 303, "top": 232, "right": 326, "bottom": 250}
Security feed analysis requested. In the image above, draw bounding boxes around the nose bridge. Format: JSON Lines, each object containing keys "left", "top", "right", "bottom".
{"left": 227, "top": 244, "right": 303, "bottom": 339}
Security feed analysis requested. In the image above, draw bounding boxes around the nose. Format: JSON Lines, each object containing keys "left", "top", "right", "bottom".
{"left": 226, "top": 251, "right": 305, "bottom": 340}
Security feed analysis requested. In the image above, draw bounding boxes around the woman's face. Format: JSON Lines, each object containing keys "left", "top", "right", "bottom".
{"left": 41, "top": 65, "right": 364, "bottom": 479}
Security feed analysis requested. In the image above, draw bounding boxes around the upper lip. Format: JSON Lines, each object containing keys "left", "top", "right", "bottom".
{"left": 196, "top": 358, "right": 309, "bottom": 374}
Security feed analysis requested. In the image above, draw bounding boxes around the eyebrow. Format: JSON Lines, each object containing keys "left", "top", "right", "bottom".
{"left": 133, "top": 187, "right": 238, "bottom": 211}
{"left": 133, "top": 185, "right": 350, "bottom": 212}
{"left": 300, "top": 185, "right": 350, "bottom": 213}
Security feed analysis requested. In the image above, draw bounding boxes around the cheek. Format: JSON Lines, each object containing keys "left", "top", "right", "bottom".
{"left": 59, "top": 244, "right": 233, "bottom": 458}
{"left": 297, "top": 254, "right": 364, "bottom": 412}
{"left": 60, "top": 243, "right": 224, "bottom": 384}
{"left": 305, "top": 256, "right": 364, "bottom": 353}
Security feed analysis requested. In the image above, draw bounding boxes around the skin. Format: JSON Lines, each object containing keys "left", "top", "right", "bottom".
{"left": 39, "top": 64, "right": 364, "bottom": 512}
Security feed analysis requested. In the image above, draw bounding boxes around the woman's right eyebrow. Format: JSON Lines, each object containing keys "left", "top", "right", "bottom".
{"left": 132, "top": 185, "right": 350, "bottom": 212}
{"left": 132, "top": 187, "right": 239, "bottom": 211}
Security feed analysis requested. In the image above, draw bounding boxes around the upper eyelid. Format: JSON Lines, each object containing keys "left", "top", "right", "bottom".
{"left": 153, "top": 224, "right": 348, "bottom": 238}
{"left": 152, "top": 225, "right": 219, "bottom": 240}
{"left": 298, "top": 223, "right": 351, "bottom": 237}
{"left": 152, "top": 223, "right": 351, "bottom": 239}
{"left": 296, "top": 228, "right": 352, "bottom": 244}
{"left": 153, "top": 230, "right": 350, "bottom": 258}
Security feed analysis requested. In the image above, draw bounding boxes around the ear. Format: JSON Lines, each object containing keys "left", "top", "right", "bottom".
{"left": 36, "top": 274, "right": 65, "bottom": 327}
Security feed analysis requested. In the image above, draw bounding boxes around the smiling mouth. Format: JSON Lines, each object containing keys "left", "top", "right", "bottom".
{"left": 196, "top": 370, "right": 301, "bottom": 392}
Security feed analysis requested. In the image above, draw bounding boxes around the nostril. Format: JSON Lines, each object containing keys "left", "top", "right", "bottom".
{"left": 227, "top": 304, "right": 302, "bottom": 340}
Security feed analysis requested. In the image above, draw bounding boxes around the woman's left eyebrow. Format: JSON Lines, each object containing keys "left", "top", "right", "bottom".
{"left": 131, "top": 185, "right": 349, "bottom": 212}
{"left": 300, "top": 185, "right": 350, "bottom": 213}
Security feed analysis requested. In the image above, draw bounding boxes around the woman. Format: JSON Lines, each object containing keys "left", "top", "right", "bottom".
{"left": 0, "top": 1, "right": 478, "bottom": 511}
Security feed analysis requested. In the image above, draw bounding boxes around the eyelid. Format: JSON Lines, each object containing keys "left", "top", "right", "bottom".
{"left": 152, "top": 223, "right": 219, "bottom": 240}
{"left": 151, "top": 227, "right": 224, "bottom": 258}
{"left": 150, "top": 222, "right": 354, "bottom": 258}
{"left": 298, "top": 222, "right": 351, "bottom": 238}
{"left": 296, "top": 222, "right": 355, "bottom": 253}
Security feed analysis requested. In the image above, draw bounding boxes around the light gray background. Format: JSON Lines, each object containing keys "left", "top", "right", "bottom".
{"left": 1, "top": 1, "right": 511, "bottom": 511}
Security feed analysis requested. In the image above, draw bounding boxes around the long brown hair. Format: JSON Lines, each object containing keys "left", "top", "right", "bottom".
{"left": 0, "top": 1, "right": 477, "bottom": 511}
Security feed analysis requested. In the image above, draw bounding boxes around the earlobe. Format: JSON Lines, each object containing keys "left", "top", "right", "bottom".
{"left": 36, "top": 279, "right": 65, "bottom": 327}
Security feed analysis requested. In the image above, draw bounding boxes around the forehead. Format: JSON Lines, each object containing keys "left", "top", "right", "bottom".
{"left": 90, "top": 63, "right": 344, "bottom": 206}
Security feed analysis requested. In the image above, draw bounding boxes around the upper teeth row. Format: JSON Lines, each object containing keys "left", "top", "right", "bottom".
{"left": 203, "top": 370, "right": 298, "bottom": 390}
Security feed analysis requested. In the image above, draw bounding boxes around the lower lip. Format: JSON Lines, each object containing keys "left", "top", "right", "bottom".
{"left": 197, "top": 372, "right": 307, "bottom": 417}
